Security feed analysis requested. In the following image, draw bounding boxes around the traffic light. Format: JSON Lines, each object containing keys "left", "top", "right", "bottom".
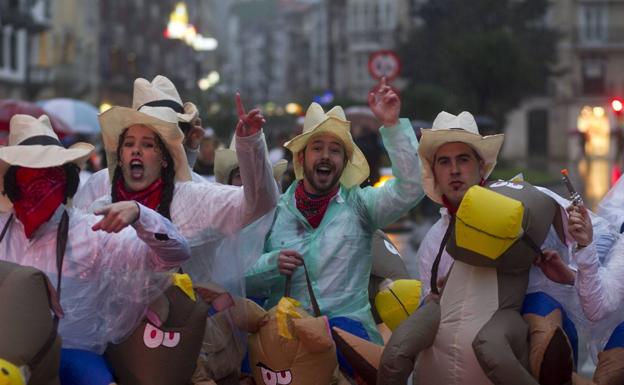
{"left": 612, "top": 98, "right": 623, "bottom": 116}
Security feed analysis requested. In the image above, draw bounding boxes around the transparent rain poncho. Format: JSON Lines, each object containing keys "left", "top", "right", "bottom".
{"left": 0, "top": 205, "right": 189, "bottom": 354}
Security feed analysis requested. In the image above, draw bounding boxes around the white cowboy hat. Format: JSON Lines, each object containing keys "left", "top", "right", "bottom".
{"left": 0, "top": 114, "right": 94, "bottom": 212}
{"left": 284, "top": 102, "right": 369, "bottom": 188}
{"left": 99, "top": 76, "right": 193, "bottom": 182}
{"left": 214, "top": 136, "right": 288, "bottom": 184}
{"left": 132, "top": 75, "right": 198, "bottom": 123}
{"left": 418, "top": 111, "right": 504, "bottom": 204}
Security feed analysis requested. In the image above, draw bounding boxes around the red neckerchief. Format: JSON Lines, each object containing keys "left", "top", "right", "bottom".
{"left": 295, "top": 180, "right": 339, "bottom": 229}
{"left": 13, "top": 167, "right": 67, "bottom": 239}
{"left": 114, "top": 177, "right": 163, "bottom": 211}
{"left": 442, "top": 178, "right": 487, "bottom": 216}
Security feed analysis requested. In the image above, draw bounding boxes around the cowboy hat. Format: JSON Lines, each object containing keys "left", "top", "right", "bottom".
{"left": 284, "top": 103, "right": 369, "bottom": 188}
{"left": 0, "top": 114, "right": 94, "bottom": 212}
{"left": 132, "top": 75, "right": 198, "bottom": 123}
{"left": 214, "top": 137, "right": 288, "bottom": 185}
{"left": 99, "top": 76, "right": 193, "bottom": 183}
{"left": 418, "top": 111, "right": 504, "bottom": 204}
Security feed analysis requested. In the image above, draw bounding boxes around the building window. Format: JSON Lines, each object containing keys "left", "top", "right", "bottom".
{"left": 581, "top": 58, "right": 605, "bottom": 95}
{"left": 578, "top": 3, "right": 608, "bottom": 43}
{"left": 10, "top": 29, "right": 18, "bottom": 71}
{"left": 527, "top": 109, "right": 548, "bottom": 158}
{"left": 0, "top": 28, "right": 4, "bottom": 69}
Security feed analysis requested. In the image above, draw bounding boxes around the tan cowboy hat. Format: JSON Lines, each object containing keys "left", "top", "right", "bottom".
{"left": 99, "top": 76, "right": 193, "bottom": 182}
{"left": 284, "top": 103, "right": 369, "bottom": 188}
{"left": 214, "top": 136, "right": 288, "bottom": 184}
{"left": 0, "top": 114, "right": 94, "bottom": 212}
{"left": 418, "top": 111, "right": 504, "bottom": 204}
{"left": 132, "top": 75, "right": 198, "bottom": 123}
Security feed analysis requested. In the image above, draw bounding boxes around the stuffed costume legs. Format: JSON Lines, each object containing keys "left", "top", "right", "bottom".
{"left": 379, "top": 181, "right": 569, "bottom": 385}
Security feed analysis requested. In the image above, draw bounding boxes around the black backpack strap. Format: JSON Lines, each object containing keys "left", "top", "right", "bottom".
{"left": 430, "top": 216, "right": 455, "bottom": 296}
{"left": 30, "top": 209, "right": 69, "bottom": 368}
{"left": 284, "top": 260, "right": 321, "bottom": 317}
{"left": 0, "top": 214, "right": 13, "bottom": 243}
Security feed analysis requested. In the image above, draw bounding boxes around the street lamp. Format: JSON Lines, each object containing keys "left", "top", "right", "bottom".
{"left": 164, "top": 2, "right": 218, "bottom": 52}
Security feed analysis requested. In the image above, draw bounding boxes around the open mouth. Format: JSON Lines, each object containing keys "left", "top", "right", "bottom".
{"left": 129, "top": 159, "right": 144, "bottom": 179}
{"left": 315, "top": 164, "right": 333, "bottom": 178}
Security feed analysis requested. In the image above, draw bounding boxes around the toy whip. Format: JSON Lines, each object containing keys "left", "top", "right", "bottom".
{"left": 561, "top": 169, "right": 583, "bottom": 206}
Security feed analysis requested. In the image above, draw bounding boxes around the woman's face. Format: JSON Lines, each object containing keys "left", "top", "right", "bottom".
{"left": 119, "top": 124, "right": 166, "bottom": 191}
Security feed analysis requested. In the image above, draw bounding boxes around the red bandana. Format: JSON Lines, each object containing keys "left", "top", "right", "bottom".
{"left": 113, "top": 177, "right": 163, "bottom": 211}
{"left": 295, "top": 181, "right": 339, "bottom": 229}
{"left": 13, "top": 167, "right": 67, "bottom": 238}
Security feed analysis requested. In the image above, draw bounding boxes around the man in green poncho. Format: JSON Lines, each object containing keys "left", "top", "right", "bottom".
{"left": 245, "top": 79, "right": 424, "bottom": 345}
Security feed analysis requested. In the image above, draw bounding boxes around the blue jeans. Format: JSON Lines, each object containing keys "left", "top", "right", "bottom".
{"left": 60, "top": 348, "right": 114, "bottom": 385}
{"left": 329, "top": 317, "right": 372, "bottom": 377}
{"left": 605, "top": 321, "right": 624, "bottom": 351}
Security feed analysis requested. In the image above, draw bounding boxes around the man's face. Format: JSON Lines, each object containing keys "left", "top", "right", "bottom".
{"left": 298, "top": 134, "right": 347, "bottom": 195}
{"left": 432, "top": 142, "right": 484, "bottom": 207}
{"left": 119, "top": 124, "right": 166, "bottom": 191}
{"left": 199, "top": 137, "right": 216, "bottom": 164}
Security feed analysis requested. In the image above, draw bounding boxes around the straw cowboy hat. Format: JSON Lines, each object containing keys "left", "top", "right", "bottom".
{"left": 284, "top": 103, "right": 369, "bottom": 188}
{"left": 418, "top": 111, "right": 504, "bottom": 204}
{"left": 99, "top": 76, "right": 194, "bottom": 182}
{"left": 214, "top": 137, "right": 288, "bottom": 184}
{"left": 0, "top": 114, "right": 94, "bottom": 212}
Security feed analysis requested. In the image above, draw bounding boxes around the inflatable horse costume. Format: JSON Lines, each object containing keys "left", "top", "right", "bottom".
{"left": 378, "top": 180, "right": 569, "bottom": 385}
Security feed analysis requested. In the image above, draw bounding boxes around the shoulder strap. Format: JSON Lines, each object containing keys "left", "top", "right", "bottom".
{"left": 0, "top": 214, "right": 13, "bottom": 243}
{"left": 30, "top": 209, "right": 69, "bottom": 368}
{"left": 284, "top": 260, "right": 321, "bottom": 317}
{"left": 430, "top": 216, "right": 455, "bottom": 296}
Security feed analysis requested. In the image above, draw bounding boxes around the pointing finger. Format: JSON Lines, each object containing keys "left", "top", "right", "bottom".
{"left": 235, "top": 92, "right": 246, "bottom": 118}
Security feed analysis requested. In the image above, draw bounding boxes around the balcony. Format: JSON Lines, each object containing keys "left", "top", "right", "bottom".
{"left": 573, "top": 27, "right": 624, "bottom": 50}
{"left": 0, "top": 0, "right": 51, "bottom": 33}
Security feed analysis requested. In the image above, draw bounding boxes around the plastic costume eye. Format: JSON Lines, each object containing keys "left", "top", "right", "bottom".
{"left": 143, "top": 323, "right": 164, "bottom": 349}
{"left": 260, "top": 366, "right": 278, "bottom": 385}
{"left": 276, "top": 369, "right": 292, "bottom": 384}
{"left": 162, "top": 331, "right": 181, "bottom": 347}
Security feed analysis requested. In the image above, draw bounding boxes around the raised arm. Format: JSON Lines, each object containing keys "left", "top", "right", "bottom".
{"left": 235, "top": 93, "right": 280, "bottom": 227}
{"left": 170, "top": 94, "right": 278, "bottom": 243}
{"left": 359, "top": 78, "right": 424, "bottom": 229}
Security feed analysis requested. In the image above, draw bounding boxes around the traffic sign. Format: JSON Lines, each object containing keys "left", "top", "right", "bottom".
{"left": 368, "top": 50, "right": 401, "bottom": 81}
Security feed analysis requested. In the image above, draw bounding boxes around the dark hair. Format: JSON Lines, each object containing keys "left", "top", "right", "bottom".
{"left": 111, "top": 128, "right": 175, "bottom": 219}
{"left": 3, "top": 163, "right": 80, "bottom": 203}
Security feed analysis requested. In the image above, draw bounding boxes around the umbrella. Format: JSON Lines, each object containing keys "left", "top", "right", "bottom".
{"left": 37, "top": 98, "right": 101, "bottom": 135}
{"left": 0, "top": 99, "right": 72, "bottom": 144}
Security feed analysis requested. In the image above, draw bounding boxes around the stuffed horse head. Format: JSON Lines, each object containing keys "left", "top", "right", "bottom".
{"left": 106, "top": 274, "right": 207, "bottom": 385}
{"left": 0, "top": 261, "right": 62, "bottom": 385}
{"left": 248, "top": 298, "right": 337, "bottom": 385}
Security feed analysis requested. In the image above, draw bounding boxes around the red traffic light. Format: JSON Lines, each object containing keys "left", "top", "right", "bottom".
{"left": 612, "top": 98, "right": 623, "bottom": 113}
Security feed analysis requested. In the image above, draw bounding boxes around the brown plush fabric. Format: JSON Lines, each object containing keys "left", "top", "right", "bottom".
{"left": 106, "top": 285, "right": 208, "bottom": 385}
{"left": 593, "top": 347, "right": 624, "bottom": 385}
{"left": 0, "top": 261, "right": 61, "bottom": 385}
{"left": 332, "top": 327, "right": 383, "bottom": 385}
{"left": 523, "top": 310, "right": 574, "bottom": 384}
{"left": 193, "top": 288, "right": 268, "bottom": 383}
{"left": 248, "top": 305, "right": 337, "bottom": 385}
